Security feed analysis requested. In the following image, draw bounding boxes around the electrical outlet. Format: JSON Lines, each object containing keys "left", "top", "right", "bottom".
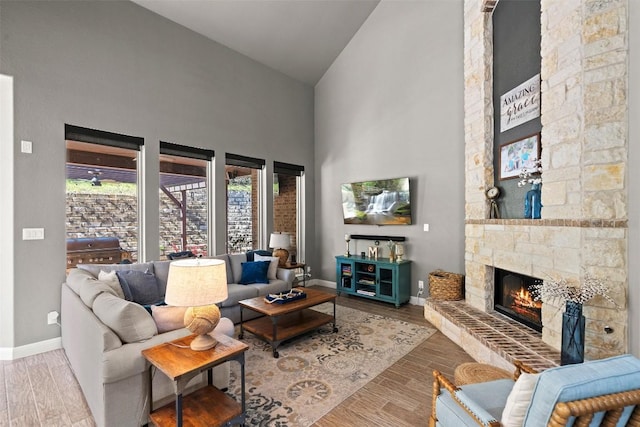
{"left": 418, "top": 280, "right": 425, "bottom": 290}
{"left": 47, "top": 311, "right": 59, "bottom": 325}
{"left": 306, "top": 266, "right": 311, "bottom": 273}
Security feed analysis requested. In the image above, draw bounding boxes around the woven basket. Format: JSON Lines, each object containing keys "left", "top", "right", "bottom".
{"left": 429, "top": 270, "right": 464, "bottom": 300}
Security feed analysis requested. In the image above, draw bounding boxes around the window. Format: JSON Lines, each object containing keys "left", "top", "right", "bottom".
{"left": 273, "top": 161, "right": 304, "bottom": 262}
{"left": 225, "top": 153, "right": 265, "bottom": 254}
{"left": 65, "top": 125, "right": 143, "bottom": 266}
{"left": 159, "top": 142, "right": 213, "bottom": 259}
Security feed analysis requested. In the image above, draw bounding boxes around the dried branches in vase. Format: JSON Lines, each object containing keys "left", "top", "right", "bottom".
{"left": 530, "top": 275, "right": 616, "bottom": 306}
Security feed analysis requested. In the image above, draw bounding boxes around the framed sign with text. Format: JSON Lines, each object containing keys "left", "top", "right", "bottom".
{"left": 500, "top": 74, "right": 540, "bottom": 132}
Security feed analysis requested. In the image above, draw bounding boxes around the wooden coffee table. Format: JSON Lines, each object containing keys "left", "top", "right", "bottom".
{"left": 238, "top": 287, "right": 338, "bottom": 358}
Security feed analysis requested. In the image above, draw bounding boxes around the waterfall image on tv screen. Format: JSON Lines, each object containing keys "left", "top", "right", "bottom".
{"left": 341, "top": 177, "right": 412, "bottom": 225}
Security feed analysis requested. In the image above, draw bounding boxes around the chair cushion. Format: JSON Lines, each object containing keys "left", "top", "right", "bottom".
{"left": 523, "top": 354, "right": 640, "bottom": 426}
{"left": 501, "top": 373, "right": 539, "bottom": 427}
{"left": 435, "top": 378, "right": 514, "bottom": 426}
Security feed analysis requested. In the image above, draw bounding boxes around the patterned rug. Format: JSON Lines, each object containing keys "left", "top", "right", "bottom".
{"left": 226, "top": 303, "right": 435, "bottom": 426}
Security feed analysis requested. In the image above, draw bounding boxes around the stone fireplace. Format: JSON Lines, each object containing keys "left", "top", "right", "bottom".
{"left": 425, "top": 0, "right": 629, "bottom": 367}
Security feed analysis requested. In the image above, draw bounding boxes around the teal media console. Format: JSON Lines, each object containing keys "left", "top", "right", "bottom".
{"left": 335, "top": 255, "right": 411, "bottom": 307}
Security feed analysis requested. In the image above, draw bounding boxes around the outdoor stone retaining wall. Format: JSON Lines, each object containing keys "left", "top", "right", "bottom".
{"left": 66, "top": 190, "right": 254, "bottom": 258}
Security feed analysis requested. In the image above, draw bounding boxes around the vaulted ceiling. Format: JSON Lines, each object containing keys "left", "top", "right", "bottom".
{"left": 131, "top": 0, "right": 380, "bottom": 85}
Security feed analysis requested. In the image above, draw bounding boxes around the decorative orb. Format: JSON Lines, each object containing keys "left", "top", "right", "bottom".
{"left": 184, "top": 305, "right": 220, "bottom": 335}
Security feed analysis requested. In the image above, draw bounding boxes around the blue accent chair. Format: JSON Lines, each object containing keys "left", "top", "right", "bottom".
{"left": 430, "top": 355, "right": 640, "bottom": 426}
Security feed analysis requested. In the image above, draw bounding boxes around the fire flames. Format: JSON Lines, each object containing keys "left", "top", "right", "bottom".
{"left": 510, "top": 286, "right": 542, "bottom": 323}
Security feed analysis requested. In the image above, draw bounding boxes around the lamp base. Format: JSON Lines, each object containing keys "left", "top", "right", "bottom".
{"left": 190, "top": 334, "right": 218, "bottom": 351}
{"left": 184, "top": 304, "right": 221, "bottom": 351}
{"left": 273, "top": 248, "right": 289, "bottom": 267}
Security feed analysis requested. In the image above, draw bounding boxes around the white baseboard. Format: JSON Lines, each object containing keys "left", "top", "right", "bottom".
{"left": 0, "top": 337, "right": 62, "bottom": 361}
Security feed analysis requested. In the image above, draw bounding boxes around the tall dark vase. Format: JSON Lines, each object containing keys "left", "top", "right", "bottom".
{"left": 561, "top": 301, "right": 585, "bottom": 365}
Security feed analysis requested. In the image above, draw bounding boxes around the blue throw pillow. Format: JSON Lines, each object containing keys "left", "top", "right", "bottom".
{"left": 116, "top": 269, "right": 163, "bottom": 305}
{"left": 239, "top": 261, "right": 270, "bottom": 285}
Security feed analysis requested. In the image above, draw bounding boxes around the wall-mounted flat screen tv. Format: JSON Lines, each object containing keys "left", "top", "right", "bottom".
{"left": 341, "top": 177, "right": 412, "bottom": 225}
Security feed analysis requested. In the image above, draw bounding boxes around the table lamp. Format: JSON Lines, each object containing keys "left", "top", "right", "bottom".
{"left": 269, "top": 232, "right": 291, "bottom": 267}
{"left": 164, "top": 258, "right": 229, "bottom": 351}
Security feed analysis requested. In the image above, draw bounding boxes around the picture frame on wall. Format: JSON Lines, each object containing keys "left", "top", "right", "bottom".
{"left": 499, "top": 133, "right": 541, "bottom": 180}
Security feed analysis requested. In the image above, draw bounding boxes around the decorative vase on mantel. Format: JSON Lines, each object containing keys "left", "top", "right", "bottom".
{"left": 561, "top": 300, "right": 586, "bottom": 365}
{"left": 524, "top": 183, "right": 542, "bottom": 219}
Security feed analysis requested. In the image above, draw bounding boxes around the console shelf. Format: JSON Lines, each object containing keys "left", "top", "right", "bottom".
{"left": 335, "top": 255, "right": 411, "bottom": 307}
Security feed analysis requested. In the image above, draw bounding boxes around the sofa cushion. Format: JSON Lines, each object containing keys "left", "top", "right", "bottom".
{"left": 209, "top": 254, "right": 233, "bottom": 284}
{"left": 79, "top": 281, "right": 118, "bottom": 307}
{"left": 219, "top": 283, "right": 259, "bottom": 307}
{"left": 92, "top": 292, "right": 158, "bottom": 343}
{"left": 501, "top": 373, "right": 539, "bottom": 427}
{"left": 151, "top": 305, "right": 187, "bottom": 333}
{"left": 116, "top": 270, "right": 163, "bottom": 305}
{"left": 98, "top": 270, "right": 126, "bottom": 299}
{"left": 246, "top": 249, "right": 272, "bottom": 262}
{"left": 228, "top": 253, "right": 248, "bottom": 283}
{"left": 77, "top": 261, "right": 155, "bottom": 277}
{"left": 239, "top": 261, "right": 270, "bottom": 285}
{"left": 252, "top": 280, "right": 292, "bottom": 297}
{"left": 436, "top": 379, "right": 514, "bottom": 426}
{"left": 523, "top": 354, "right": 640, "bottom": 426}
{"left": 66, "top": 267, "right": 101, "bottom": 295}
{"left": 152, "top": 260, "right": 172, "bottom": 296}
{"left": 254, "top": 254, "right": 279, "bottom": 280}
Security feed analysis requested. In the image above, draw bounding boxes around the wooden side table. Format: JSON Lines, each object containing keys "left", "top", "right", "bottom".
{"left": 142, "top": 333, "right": 248, "bottom": 427}
{"left": 282, "top": 262, "right": 307, "bottom": 286}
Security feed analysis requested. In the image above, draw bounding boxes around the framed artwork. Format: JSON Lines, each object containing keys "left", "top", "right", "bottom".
{"left": 499, "top": 133, "right": 541, "bottom": 180}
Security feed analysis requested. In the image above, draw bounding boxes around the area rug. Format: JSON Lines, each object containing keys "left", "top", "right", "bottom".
{"left": 226, "top": 303, "right": 435, "bottom": 426}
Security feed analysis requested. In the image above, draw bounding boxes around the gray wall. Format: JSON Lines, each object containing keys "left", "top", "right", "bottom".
{"left": 0, "top": 0, "right": 314, "bottom": 348}
{"left": 314, "top": 0, "right": 464, "bottom": 295}
{"left": 492, "top": 0, "right": 542, "bottom": 218}
{"left": 629, "top": 1, "right": 639, "bottom": 357}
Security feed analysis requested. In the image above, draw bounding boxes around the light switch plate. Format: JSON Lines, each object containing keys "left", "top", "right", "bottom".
{"left": 21, "top": 140, "right": 32, "bottom": 153}
{"left": 22, "top": 228, "right": 45, "bottom": 240}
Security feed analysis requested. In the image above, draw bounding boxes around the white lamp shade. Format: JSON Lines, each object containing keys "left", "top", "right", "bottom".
{"left": 165, "top": 258, "right": 228, "bottom": 307}
{"left": 269, "top": 232, "right": 291, "bottom": 249}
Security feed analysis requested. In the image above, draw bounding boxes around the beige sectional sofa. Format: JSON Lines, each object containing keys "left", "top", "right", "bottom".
{"left": 61, "top": 253, "right": 294, "bottom": 427}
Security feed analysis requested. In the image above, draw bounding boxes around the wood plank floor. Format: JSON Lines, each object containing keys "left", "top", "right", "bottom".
{"left": 0, "top": 286, "right": 474, "bottom": 426}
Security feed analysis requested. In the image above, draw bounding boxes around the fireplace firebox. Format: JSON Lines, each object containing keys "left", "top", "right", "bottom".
{"left": 494, "top": 268, "right": 543, "bottom": 332}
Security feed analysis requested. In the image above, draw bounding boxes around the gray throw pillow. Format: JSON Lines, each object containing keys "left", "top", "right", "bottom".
{"left": 116, "top": 270, "right": 163, "bottom": 305}
{"left": 79, "top": 281, "right": 117, "bottom": 307}
{"left": 92, "top": 292, "right": 157, "bottom": 343}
